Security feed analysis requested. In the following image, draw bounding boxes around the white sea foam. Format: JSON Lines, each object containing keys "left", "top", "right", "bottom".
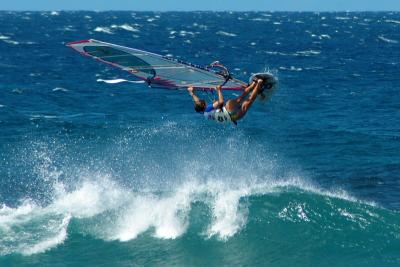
{"left": 335, "top": 16, "right": 351, "bottom": 20}
{"left": 278, "top": 203, "right": 310, "bottom": 222}
{"left": 21, "top": 215, "right": 70, "bottom": 255}
{"left": 252, "top": 18, "right": 269, "bottom": 22}
{"left": 265, "top": 51, "right": 289, "bottom": 56}
{"left": 94, "top": 27, "right": 113, "bottom": 34}
{"left": 52, "top": 87, "right": 69, "bottom": 92}
{"left": 31, "top": 114, "right": 59, "bottom": 120}
{"left": 216, "top": 31, "right": 237, "bottom": 37}
{"left": 279, "top": 66, "right": 303, "bottom": 72}
{"left": 111, "top": 192, "right": 190, "bottom": 241}
{"left": 0, "top": 173, "right": 375, "bottom": 256}
{"left": 295, "top": 50, "right": 321, "bottom": 56}
{"left": 12, "top": 88, "right": 24, "bottom": 94}
{"left": 305, "top": 66, "right": 323, "bottom": 71}
{"left": 179, "top": 30, "right": 195, "bottom": 37}
{"left": 0, "top": 175, "right": 127, "bottom": 256}
{"left": 62, "top": 26, "right": 76, "bottom": 32}
{"left": 193, "top": 23, "right": 208, "bottom": 30}
{"left": 0, "top": 35, "right": 18, "bottom": 45}
{"left": 378, "top": 35, "right": 398, "bottom": 44}
{"left": 111, "top": 24, "right": 139, "bottom": 32}
{"left": 320, "top": 34, "right": 331, "bottom": 39}
{"left": 3, "top": 40, "right": 19, "bottom": 45}
{"left": 0, "top": 201, "right": 36, "bottom": 228}
{"left": 385, "top": 19, "right": 400, "bottom": 24}
{"left": 296, "top": 204, "right": 310, "bottom": 221}
{"left": 0, "top": 201, "right": 70, "bottom": 256}
{"left": 51, "top": 178, "right": 126, "bottom": 218}
{"left": 338, "top": 208, "right": 369, "bottom": 229}
{"left": 206, "top": 184, "right": 249, "bottom": 239}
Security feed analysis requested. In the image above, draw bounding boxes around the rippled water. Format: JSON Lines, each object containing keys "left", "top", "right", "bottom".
{"left": 0, "top": 11, "right": 399, "bottom": 267}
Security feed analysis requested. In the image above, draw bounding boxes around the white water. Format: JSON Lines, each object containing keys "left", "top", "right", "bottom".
{"left": 111, "top": 24, "right": 139, "bottom": 32}
{"left": 216, "top": 31, "right": 237, "bottom": 37}
{"left": 0, "top": 170, "right": 372, "bottom": 256}
{"left": 0, "top": 124, "right": 375, "bottom": 256}
{"left": 378, "top": 35, "right": 398, "bottom": 44}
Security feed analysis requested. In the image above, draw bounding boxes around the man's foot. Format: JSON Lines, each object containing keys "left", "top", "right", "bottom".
{"left": 249, "top": 73, "right": 277, "bottom": 95}
{"left": 252, "top": 75, "right": 265, "bottom": 83}
{"left": 256, "top": 79, "right": 266, "bottom": 95}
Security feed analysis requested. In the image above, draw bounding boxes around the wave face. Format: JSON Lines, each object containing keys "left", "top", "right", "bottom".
{"left": 0, "top": 11, "right": 400, "bottom": 267}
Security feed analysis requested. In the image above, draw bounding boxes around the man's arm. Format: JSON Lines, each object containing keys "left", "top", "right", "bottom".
{"left": 188, "top": 86, "right": 201, "bottom": 103}
{"left": 213, "top": 85, "right": 224, "bottom": 109}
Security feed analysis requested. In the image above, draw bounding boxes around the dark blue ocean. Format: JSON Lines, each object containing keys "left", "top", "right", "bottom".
{"left": 0, "top": 11, "right": 399, "bottom": 266}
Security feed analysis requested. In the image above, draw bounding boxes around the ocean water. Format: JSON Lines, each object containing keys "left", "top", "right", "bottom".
{"left": 0, "top": 11, "right": 399, "bottom": 266}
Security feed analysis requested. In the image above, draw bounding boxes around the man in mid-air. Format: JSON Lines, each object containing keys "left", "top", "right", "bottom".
{"left": 188, "top": 77, "right": 266, "bottom": 125}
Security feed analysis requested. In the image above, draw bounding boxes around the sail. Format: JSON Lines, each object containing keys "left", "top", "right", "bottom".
{"left": 67, "top": 39, "right": 246, "bottom": 90}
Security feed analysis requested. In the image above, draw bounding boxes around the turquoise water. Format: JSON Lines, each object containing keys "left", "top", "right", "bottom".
{"left": 0, "top": 11, "right": 399, "bottom": 266}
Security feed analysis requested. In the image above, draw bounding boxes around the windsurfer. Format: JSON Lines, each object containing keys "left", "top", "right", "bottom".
{"left": 188, "top": 77, "right": 265, "bottom": 124}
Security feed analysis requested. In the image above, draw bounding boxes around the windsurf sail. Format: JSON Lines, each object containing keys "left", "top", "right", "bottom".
{"left": 67, "top": 39, "right": 246, "bottom": 91}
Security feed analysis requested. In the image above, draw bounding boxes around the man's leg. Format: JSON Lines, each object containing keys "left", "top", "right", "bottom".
{"left": 240, "top": 80, "right": 264, "bottom": 113}
{"left": 236, "top": 81, "right": 257, "bottom": 103}
{"left": 229, "top": 80, "right": 264, "bottom": 121}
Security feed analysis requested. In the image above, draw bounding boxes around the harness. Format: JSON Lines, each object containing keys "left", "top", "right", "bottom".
{"left": 203, "top": 104, "right": 237, "bottom": 125}
{"left": 204, "top": 62, "right": 238, "bottom": 125}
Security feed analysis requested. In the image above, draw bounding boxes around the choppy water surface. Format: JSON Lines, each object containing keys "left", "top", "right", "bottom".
{"left": 0, "top": 11, "right": 399, "bottom": 267}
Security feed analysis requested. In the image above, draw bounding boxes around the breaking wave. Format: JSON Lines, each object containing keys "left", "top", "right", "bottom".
{"left": 0, "top": 122, "right": 393, "bottom": 257}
